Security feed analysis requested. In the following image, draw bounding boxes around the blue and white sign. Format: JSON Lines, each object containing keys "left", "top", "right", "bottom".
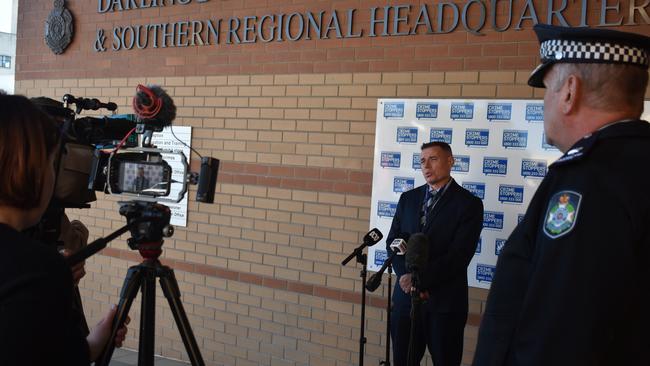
{"left": 483, "top": 211, "right": 505, "bottom": 230}
{"left": 384, "top": 102, "right": 405, "bottom": 118}
{"left": 476, "top": 264, "right": 496, "bottom": 282}
{"left": 371, "top": 99, "right": 565, "bottom": 290}
{"left": 377, "top": 201, "right": 398, "bottom": 217}
{"left": 452, "top": 155, "right": 470, "bottom": 173}
{"left": 380, "top": 152, "right": 401, "bottom": 168}
{"left": 374, "top": 249, "right": 388, "bottom": 266}
{"left": 465, "top": 129, "right": 490, "bottom": 147}
{"left": 450, "top": 102, "right": 474, "bottom": 120}
{"left": 412, "top": 153, "right": 421, "bottom": 170}
{"left": 416, "top": 103, "right": 438, "bottom": 119}
{"left": 502, "top": 130, "right": 528, "bottom": 148}
{"left": 430, "top": 128, "right": 453, "bottom": 144}
{"left": 483, "top": 157, "right": 508, "bottom": 175}
{"left": 525, "top": 103, "right": 544, "bottom": 122}
{"left": 498, "top": 184, "right": 524, "bottom": 204}
{"left": 487, "top": 103, "right": 512, "bottom": 121}
{"left": 393, "top": 176, "right": 415, "bottom": 193}
{"left": 521, "top": 159, "right": 547, "bottom": 178}
{"left": 396, "top": 127, "right": 418, "bottom": 143}
{"left": 462, "top": 181, "right": 486, "bottom": 199}
{"left": 495, "top": 239, "right": 506, "bottom": 255}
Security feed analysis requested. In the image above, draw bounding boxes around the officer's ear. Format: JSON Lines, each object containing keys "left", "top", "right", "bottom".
{"left": 560, "top": 74, "right": 581, "bottom": 115}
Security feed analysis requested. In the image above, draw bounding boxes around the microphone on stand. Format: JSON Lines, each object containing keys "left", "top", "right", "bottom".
{"left": 341, "top": 228, "right": 383, "bottom": 266}
{"left": 405, "top": 233, "right": 429, "bottom": 275}
{"left": 366, "top": 238, "right": 407, "bottom": 292}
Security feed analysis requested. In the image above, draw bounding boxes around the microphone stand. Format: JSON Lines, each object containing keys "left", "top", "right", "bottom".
{"left": 356, "top": 250, "right": 368, "bottom": 366}
{"left": 406, "top": 271, "right": 422, "bottom": 366}
{"left": 379, "top": 263, "right": 392, "bottom": 366}
{"left": 342, "top": 231, "right": 382, "bottom": 366}
{"left": 366, "top": 250, "right": 401, "bottom": 366}
{"left": 342, "top": 244, "right": 370, "bottom": 366}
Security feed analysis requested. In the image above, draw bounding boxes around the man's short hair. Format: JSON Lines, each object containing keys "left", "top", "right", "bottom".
{"left": 549, "top": 63, "right": 648, "bottom": 112}
{"left": 421, "top": 141, "right": 453, "bottom": 155}
{"left": 0, "top": 95, "right": 61, "bottom": 209}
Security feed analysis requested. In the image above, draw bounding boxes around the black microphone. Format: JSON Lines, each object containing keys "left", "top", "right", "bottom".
{"left": 132, "top": 84, "right": 176, "bottom": 129}
{"left": 366, "top": 253, "right": 396, "bottom": 292}
{"left": 405, "top": 233, "right": 429, "bottom": 274}
{"left": 341, "top": 228, "right": 383, "bottom": 266}
{"left": 84, "top": 98, "right": 117, "bottom": 111}
{"left": 366, "top": 234, "right": 410, "bottom": 292}
{"left": 63, "top": 94, "right": 118, "bottom": 112}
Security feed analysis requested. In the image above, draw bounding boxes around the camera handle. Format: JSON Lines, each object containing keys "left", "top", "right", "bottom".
{"left": 64, "top": 219, "right": 144, "bottom": 267}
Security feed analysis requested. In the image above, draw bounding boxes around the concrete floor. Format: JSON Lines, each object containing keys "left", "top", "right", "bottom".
{"left": 108, "top": 348, "right": 190, "bottom": 366}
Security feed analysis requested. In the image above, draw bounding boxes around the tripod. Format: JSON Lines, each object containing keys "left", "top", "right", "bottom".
{"left": 94, "top": 201, "right": 205, "bottom": 366}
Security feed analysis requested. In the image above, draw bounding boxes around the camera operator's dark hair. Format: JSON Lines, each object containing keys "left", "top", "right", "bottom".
{"left": 0, "top": 94, "right": 61, "bottom": 209}
{"left": 421, "top": 141, "right": 453, "bottom": 155}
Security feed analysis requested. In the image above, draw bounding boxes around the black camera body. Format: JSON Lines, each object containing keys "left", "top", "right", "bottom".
{"left": 34, "top": 91, "right": 218, "bottom": 211}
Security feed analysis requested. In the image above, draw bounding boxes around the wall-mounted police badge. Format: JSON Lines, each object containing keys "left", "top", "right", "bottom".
{"left": 45, "top": 0, "right": 74, "bottom": 55}
{"left": 544, "top": 191, "right": 582, "bottom": 239}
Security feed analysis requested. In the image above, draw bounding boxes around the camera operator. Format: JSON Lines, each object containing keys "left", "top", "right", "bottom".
{"left": 30, "top": 95, "right": 93, "bottom": 335}
{"left": 0, "top": 94, "right": 129, "bottom": 365}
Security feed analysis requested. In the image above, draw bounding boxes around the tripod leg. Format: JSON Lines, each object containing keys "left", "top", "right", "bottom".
{"left": 139, "top": 264, "right": 157, "bottom": 366}
{"left": 96, "top": 265, "right": 144, "bottom": 366}
{"left": 158, "top": 265, "right": 205, "bottom": 366}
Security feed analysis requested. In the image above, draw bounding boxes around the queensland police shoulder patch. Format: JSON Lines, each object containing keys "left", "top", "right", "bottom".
{"left": 543, "top": 191, "right": 582, "bottom": 239}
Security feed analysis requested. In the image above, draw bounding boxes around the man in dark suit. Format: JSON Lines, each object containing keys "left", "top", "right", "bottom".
{"left": 133, "top": 167, "right": 149, "bottom": 192}
{"left": 387, "top": 141, "right": 484, "bottom": 366}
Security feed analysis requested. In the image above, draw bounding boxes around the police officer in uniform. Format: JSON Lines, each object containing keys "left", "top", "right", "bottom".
{"left": 473, "top": 24, "right": 650, "bottom": 366}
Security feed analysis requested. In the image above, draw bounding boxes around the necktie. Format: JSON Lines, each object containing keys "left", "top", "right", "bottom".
{"left": 421, "top": 188, "right": 436, "bottom": 228}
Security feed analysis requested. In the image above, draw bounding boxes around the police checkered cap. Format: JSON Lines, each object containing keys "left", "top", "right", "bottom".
{"left": 528, "top": 24, "right": 650, "bottom": 88}
{"left": 540, "top": 39, "right": 649, "bottom": 66}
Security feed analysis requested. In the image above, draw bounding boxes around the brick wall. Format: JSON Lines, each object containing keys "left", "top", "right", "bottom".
{"left": 18, "top": 71, "right": 531, "bottom": 365}
{"left": 14, "top": 0, "right": 650, "bottom": 365}
{"left": 17, "top": 0, "right": 650, "bottom": 80}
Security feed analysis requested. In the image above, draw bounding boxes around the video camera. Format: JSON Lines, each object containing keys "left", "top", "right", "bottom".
{"left": 36, "top": 85, "right": 218, "bottom": 209}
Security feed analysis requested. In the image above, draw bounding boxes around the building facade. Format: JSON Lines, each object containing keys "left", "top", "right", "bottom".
{"left": 0, "top": 31, "right": 16, "bottom": 93}
{"left": 14, "top": 1, "right": 650, "bottom": 365}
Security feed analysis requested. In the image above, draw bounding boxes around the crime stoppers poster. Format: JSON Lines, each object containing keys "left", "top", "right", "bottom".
{"left": 369, "top": 99, "right": 650, "bottom": 289}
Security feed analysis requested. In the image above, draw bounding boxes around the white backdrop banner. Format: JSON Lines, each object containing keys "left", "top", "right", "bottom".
{"left": 369, "top": 99, "right": 650, "bottom": 289}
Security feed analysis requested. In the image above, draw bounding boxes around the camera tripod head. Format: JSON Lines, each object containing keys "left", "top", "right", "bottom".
{"left": 119, "top": 201, "right": 174, "bottom": 260}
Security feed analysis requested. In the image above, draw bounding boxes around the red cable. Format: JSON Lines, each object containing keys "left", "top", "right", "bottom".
{"left": 132, "top": 84, "right": 162, "bottom": 120}
{"left": 111, "top": 127, "right": 136, "bottom": 154}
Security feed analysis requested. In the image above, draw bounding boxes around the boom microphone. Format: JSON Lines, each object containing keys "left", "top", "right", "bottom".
{"left": 63, "top": 94, "right": 118, "bottom": 113}
{"left": 405, "top": 233, "right": 429, "bottom": 273}
{"left": 341, "top": 228, "right": 383, "bottom": 266}
{"left": 363, "top": 228, "right": 383, "bottom": 246}
{"left": 365, "top": 238, "right": 407, "bottom": 292}
{"left": 132, "top": 84, "right": 176, "bottom": 129}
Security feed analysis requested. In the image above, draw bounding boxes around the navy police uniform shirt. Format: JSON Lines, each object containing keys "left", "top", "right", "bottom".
{"left": 473, "top": 120, "right": 650, "bottom": 366}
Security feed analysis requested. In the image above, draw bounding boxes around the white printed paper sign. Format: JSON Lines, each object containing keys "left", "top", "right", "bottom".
{"left": 151, "top": 126, "right": 192, "bottom": 227}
